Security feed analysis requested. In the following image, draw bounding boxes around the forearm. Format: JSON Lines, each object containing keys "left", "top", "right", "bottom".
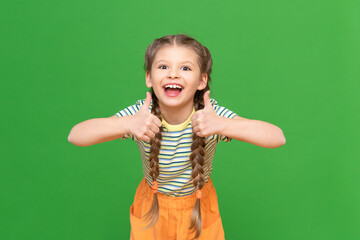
{"left": 219, "top": 117, "right": 286, "bottom": 148}
{"left": 68, "top": 116, "right": 132, "bottom": 147}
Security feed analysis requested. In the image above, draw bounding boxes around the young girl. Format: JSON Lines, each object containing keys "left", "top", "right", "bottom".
{"left": 68, "top": 34, "right": 286, "bottom": 240}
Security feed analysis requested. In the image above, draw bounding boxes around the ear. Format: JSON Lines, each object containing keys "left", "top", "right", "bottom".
{"left": 145, "top": 70, "right": 152, "bottom": 88}
{"left": 197, "top": 73, "right": 208, "bottom": 90}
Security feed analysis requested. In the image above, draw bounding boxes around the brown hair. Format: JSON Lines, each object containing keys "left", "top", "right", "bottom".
{"left": 141, "top": 33, "right": 213, "bottom": 239}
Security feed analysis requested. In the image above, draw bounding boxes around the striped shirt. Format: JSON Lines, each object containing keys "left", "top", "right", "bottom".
{"left": 114, "top": 98, "right": 238, "bottom": 197}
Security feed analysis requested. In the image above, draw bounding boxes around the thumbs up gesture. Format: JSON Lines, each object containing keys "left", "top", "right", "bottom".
{"left": 190, "top": 90, "right": 223, "bottom": 137}
{"left": 128, "top": 92, "right": 162, "bottom": 142}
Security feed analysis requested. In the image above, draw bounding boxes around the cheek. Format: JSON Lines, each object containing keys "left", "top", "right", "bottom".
{"left": 181, "top": 71, "right": 198, "bottom": 79}
{"left": 152, "top": 68, "right": 164, "bottom": 74}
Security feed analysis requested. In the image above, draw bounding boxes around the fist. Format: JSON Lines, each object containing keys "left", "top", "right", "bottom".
{"left": 128, "top": 92, "right": 162, "bottom": 142}
{"left": 190, "top": 90, "right": 223, "bottom": 137}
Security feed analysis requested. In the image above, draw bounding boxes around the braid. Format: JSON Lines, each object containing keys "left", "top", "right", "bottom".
{"left": 189, "top": 91, "right": 207, "bottom": 240}
{"left": 141, "top": 90, "right": 163, "bottom": 230}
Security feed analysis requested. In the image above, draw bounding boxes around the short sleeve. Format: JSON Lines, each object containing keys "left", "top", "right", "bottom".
{"left": 210, "top": 98, "right": 239, "bottom": 143}
{"left": 114, "top": 99, "right": 150, "bottom": 141}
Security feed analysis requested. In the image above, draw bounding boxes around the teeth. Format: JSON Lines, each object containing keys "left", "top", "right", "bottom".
{"left": 165, "top": 84, "right": 182, "bottom": 89}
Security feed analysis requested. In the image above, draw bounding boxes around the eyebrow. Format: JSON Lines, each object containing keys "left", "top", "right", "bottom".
{"left": 154, "top": 60, "right": 195, "bottom": 66}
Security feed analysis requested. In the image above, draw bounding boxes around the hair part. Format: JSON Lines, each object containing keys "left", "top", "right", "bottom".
{"left": 142, "top": 33, "right": 213, "bottom": 239}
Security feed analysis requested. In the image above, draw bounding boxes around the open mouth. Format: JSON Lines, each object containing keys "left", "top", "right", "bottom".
{"left": 163, "top": 84, "right": 183, "bottom": 97}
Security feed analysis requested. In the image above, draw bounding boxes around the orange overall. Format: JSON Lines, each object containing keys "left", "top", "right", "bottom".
{"left": 129, "top": 177, "right": 225, "bottom": 240}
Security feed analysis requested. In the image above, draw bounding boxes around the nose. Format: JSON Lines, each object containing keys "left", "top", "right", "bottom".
{"left": 167, "top": 68, "right": 180, "bottom": 79}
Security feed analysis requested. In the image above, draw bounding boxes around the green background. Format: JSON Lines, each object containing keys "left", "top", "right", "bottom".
{"left": 1, "top": 0, "right": 359, "bottom": 239}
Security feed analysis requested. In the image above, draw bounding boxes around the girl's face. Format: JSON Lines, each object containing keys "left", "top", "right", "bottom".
{"left": 146, "top": 45, "right": 207, "bottom": 108}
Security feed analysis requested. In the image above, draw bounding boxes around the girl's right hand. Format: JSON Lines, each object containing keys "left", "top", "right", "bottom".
{"left": 128, "top": 92, "right": 162, "bottom": 142}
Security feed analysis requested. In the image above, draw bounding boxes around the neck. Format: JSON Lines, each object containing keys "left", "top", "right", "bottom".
{"left": 158, "top": 100, "right": 194, "bottom": 125}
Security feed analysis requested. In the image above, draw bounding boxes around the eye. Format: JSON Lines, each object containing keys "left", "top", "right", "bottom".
{"left": 182, "top": 66, "right": 191, "bottom": 71}
{"left": 159, "top": 65, "right": 167, "bottom": 69}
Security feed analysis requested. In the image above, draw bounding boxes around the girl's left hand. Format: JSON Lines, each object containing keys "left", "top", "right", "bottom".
{"left": 191, "top": 90, "right": 223, "bottom": 137}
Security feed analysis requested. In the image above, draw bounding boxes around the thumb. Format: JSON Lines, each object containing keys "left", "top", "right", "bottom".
{"left": 142, "top": 92, "right": 152, "bottom": 111}
{"left": 203, "top": 90, "right": 211, "bottom": 109}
